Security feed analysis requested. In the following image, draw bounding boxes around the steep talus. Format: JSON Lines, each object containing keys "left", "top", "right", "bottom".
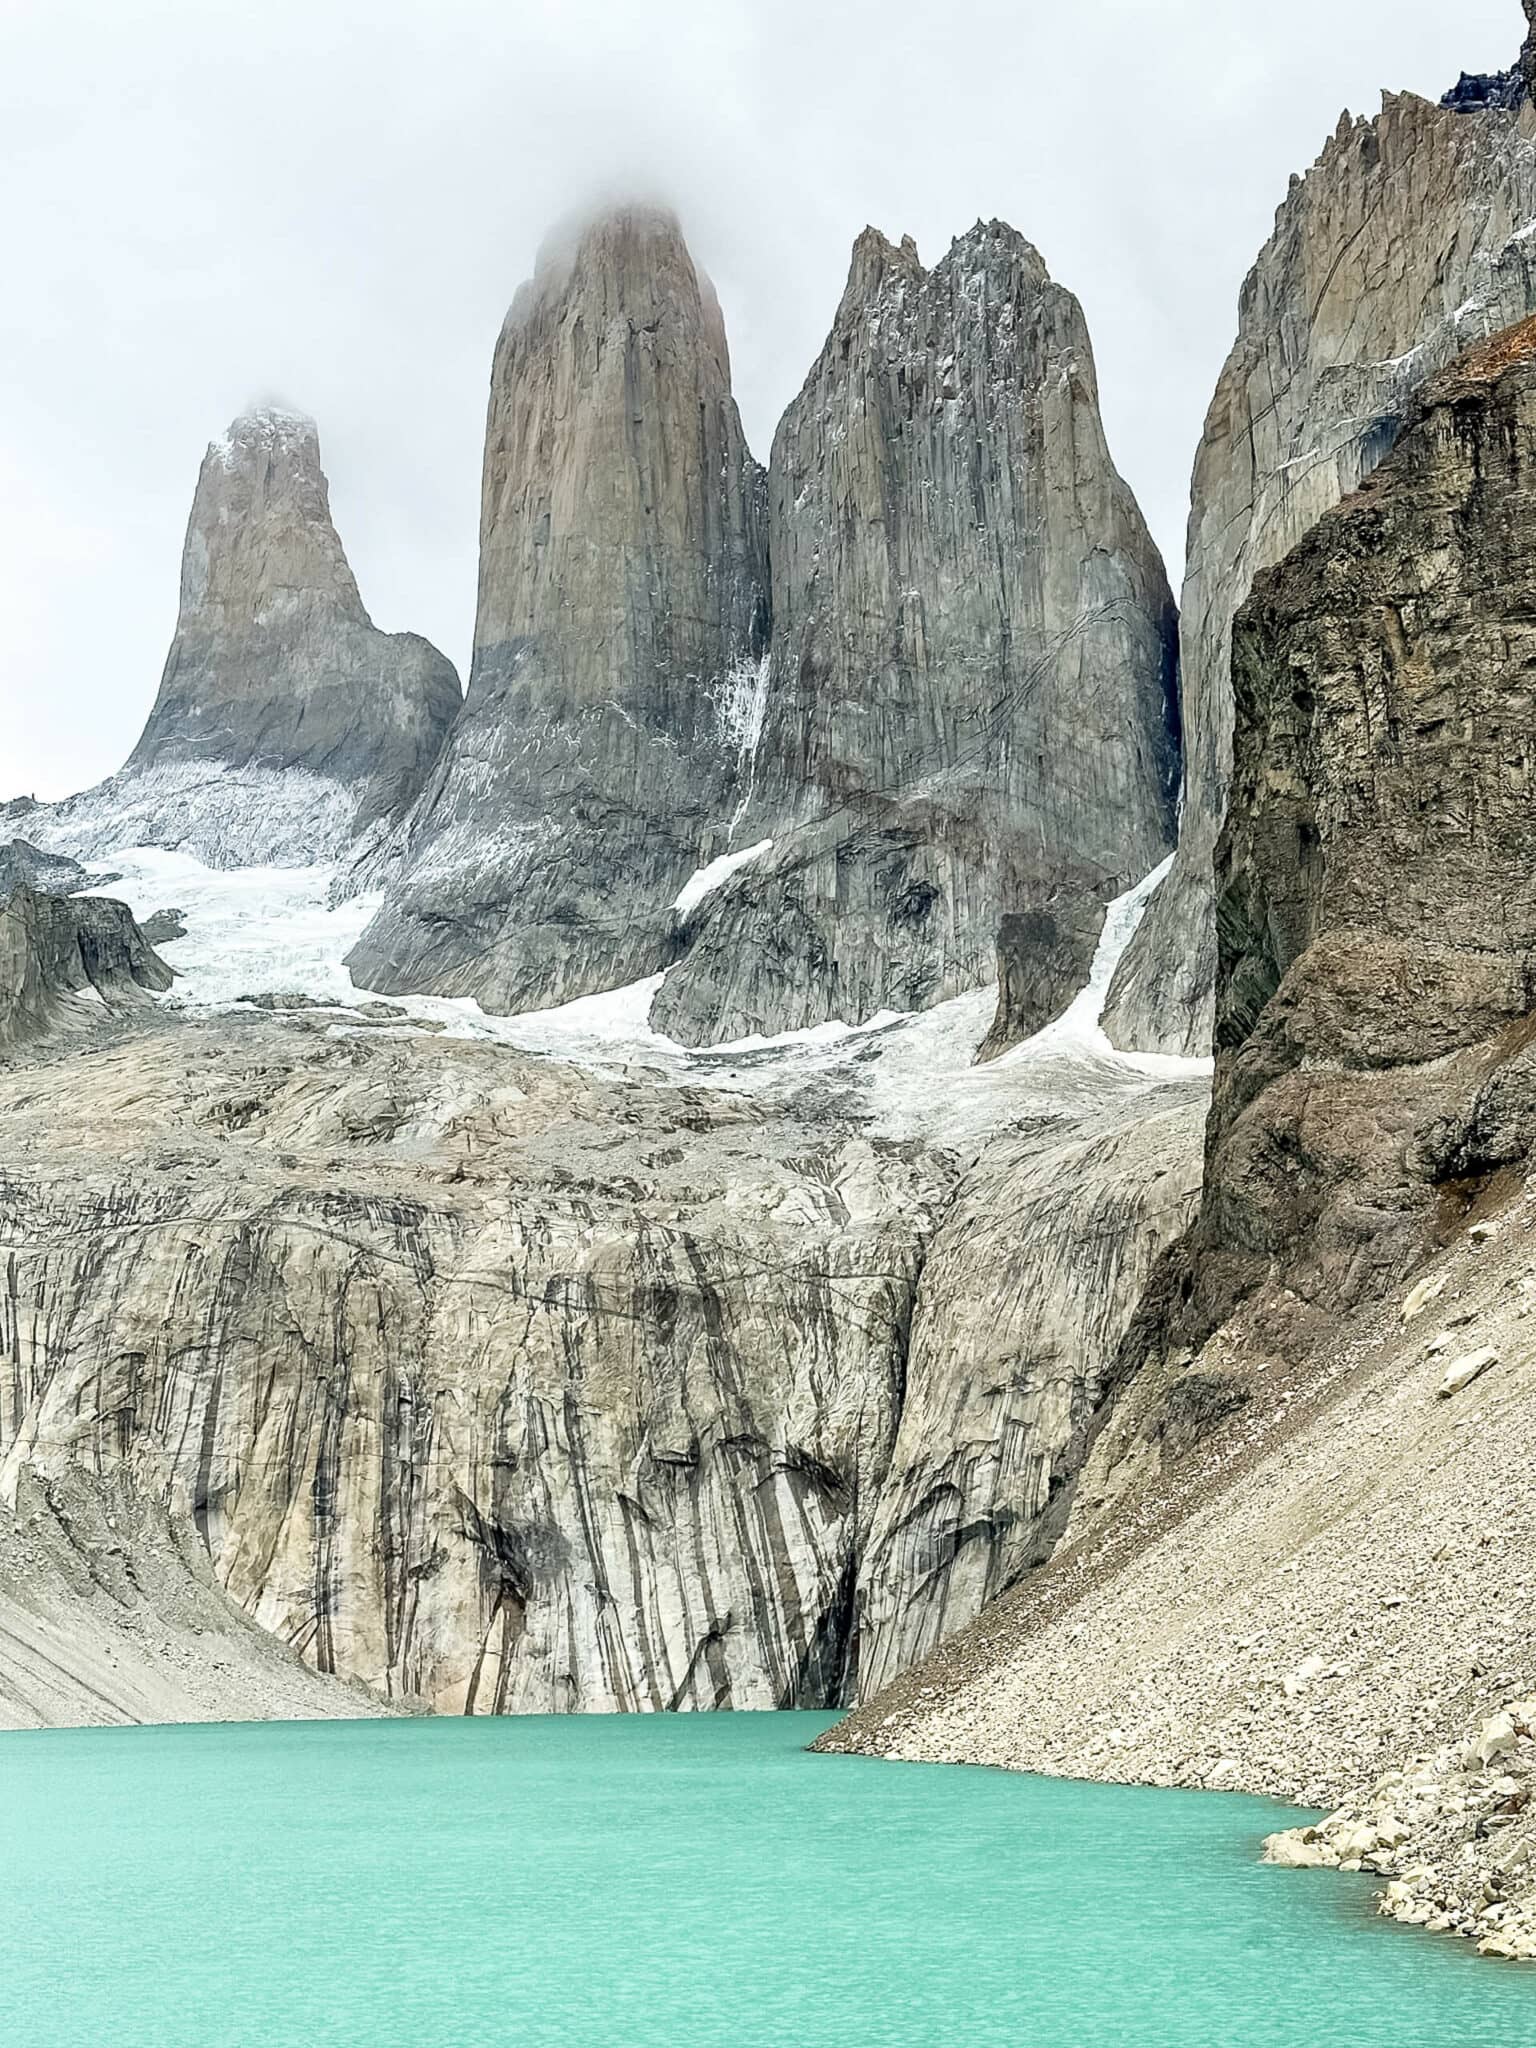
{"left": 348, "top": 208, "right": 769, "bottom": 1015}
{"left": 34, "top": 408, "right": 461, "bottom": 870}
{"left": 654, "top": 221, "right": 1179, "bottom": 1049}
{"left": 1106, "top": 26, "right": 1536, "bottom": 1055}
{"left": 0, "top": 1468, "right": 387, "bottom": 1729}
{"left": 825, "top": 315, "right": 1536, "bottom": 1955}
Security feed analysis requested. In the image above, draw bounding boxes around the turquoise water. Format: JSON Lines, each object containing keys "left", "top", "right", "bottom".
{"left": 1, "top": 1714, "right": 1532, "bottom": 2047}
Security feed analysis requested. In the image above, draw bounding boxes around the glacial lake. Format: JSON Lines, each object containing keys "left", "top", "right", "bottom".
{"left": 2, "top": 1712, "right": 1533, "bottom": 2047}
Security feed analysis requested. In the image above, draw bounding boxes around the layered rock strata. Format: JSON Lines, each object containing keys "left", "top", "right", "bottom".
{"left": 348, "top": 208, "right": 769, "bottom": 1014}
{"left": 654, "top": 221, "right": 1179, "bottom": 1049}
{"left": 1179, "top": 318, "right": 1536, "bottom": 1352}
{"left": 37, "top": 409, "right": 461, "bottom": 869}
{"left": 1106, "top": 15, "right": 1536, "bottom": 1055}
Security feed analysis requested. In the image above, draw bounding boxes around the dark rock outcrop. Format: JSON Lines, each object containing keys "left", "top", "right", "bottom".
{"left": 1106, "top": 31, "right": 1536, "bottom": 1056}
{"left": 0, "top": 840, "right": 89, "bottom": 897}
{"left": 0, "top": 880, "right": 172, "bottom": 1052}
{"left": 36, "top": 409, "right": 461, "bottom": 869}
{"left": 1164, "top": 318, "right": 1536, "bottom": 1358}
{"left": 977, "top": 898, "right": 1104, "bottom": 1064}
{"left": 652, "top": 221, "right": 1180, "bottom": 1049}
{"left": 347, "top": 208, "right": 769, "bottom": 1014}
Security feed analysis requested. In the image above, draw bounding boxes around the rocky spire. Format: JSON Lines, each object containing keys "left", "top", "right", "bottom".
{"left": 35, "top": 408, "right": 462, "bottom": 870}
{"left": 1104, "top": 12, "right": 1536, "bottom": 1057}
{"left": 347, "top": 206, "right": 769, "bottom": 1013}
{"left": 133, "top": 408, "right": 460, "bottom": 836}
{"left": 652, "top": 219, "right": 1179, "bottom": 1049}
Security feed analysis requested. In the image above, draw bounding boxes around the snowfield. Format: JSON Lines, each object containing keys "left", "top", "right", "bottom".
{"left": 81, "top": 845, "right": 1208, "bottom": 1143}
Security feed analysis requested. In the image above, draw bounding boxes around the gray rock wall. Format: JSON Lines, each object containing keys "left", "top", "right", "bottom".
{"left": 348, "top": 208, "right": 769, "bottom": 1015}
{"left": 0, "top": 1012, "right": 1200, "bottom": 1711}
{"left": 36, "top": 409, "right": 461, "bottom": 870}
{"left": 0, "top": 879, "right": 172, "bottom": 1053}
{"left": 654, "top": 221, "right": 1179, "bottom": 1049}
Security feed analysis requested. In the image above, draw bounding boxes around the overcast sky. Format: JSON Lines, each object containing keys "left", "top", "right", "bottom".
{"left": 1, "top": 0, "right": 1519, "bottom": 799}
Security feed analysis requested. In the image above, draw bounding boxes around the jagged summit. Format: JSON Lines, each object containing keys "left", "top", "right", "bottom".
{"left": 33, "top": 408, "right": 461, "bottom": 870}
{"left": 347, "top": 203, "right": 769, "bottom": 1013}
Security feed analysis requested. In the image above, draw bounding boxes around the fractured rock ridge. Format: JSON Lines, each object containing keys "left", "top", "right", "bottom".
{"left": 348, "top": 207, "right": 769, "bottom": 1015}
{"left": 654, "top": 220, "right": 1180, "bottom": 1050}
{"left": 1106, "top": 16, "right": 1536, "bottom": 1056}
{"left": 38, "top": 408, "right": 462, "bottom": 870}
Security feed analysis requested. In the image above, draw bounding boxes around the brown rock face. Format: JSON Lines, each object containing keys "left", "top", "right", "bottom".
{"left": 1106, "top": 54, "right": 1536, "bottom": 1057}
{"left": 652, "top": 221, "right": 1179, "bottom": 1050}
{"left": 348, "top": 207, "right": 769, "bottom": 1013}
{"left": 1177, "top": 320, "right": 1536, "bottom": 1351}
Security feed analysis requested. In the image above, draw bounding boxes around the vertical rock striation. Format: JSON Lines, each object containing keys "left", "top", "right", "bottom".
{"left": 347, "top": 207, "right": 769, "bottom": 1014}
{"left": 853, "top": 1097, "right": 1204, "bottom": 1696}
{"left": 653, "top": 221, "right": 1180, "bottom": 1049}
{"left": 1106, "top": 20, "right": 1536, "bottom": 1056}
{"left": 38, "top": 410, "right": 462, "bottom": 869}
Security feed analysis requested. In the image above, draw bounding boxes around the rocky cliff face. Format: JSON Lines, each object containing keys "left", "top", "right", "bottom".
{"left": 0, "top": 874, "right": 172, "bottom": 1053}
{"left": 0, "top": 1467, "right": 386, "bottom": 1729}
{"left": 1105, "top": 24, "right": 1536, "bottom": 1056}
{"left": 1177, "top": 317, "right": 1536, "bottom": 1350}
{"left": 36, "top": 409, "right": 461, "bottom": 869}
{"left": 0, "top": 983, "right": 1199, "bottom": 1713}
{"left": 853, "top": 1096, "right": 1202, "bottom": 1696}
{"left": 347, "top": 208, "right": 769, "bottom": 1015}
{"left": 653, "top": 222, "right": 1179, "bottom": 1049}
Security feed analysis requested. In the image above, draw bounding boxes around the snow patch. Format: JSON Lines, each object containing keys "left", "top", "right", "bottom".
{"left": 76, "top": 843, "right": 1208, "bottom": 1147}
{"left": 673, "top": 840, "right": 772, "bottom": 918}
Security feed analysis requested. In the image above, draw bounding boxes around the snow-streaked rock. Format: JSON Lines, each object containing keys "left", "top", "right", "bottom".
{"left": 0, "top": 848, "right": 1207, "bottom": 1710}
{"left": 653, "top": 220, "right": 1179, "bottom": 1049}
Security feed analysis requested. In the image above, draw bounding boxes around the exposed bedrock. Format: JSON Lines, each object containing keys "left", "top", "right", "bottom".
{"left": 853, "top": 1097, "right": 1204, "bottom": 1698}
{"left": 653, "top": 221, "right": 1180, "bottom": 1050}
{"left": 820, "top": 321, "right": 1536, "bottom": 1877}
{"left": 1106, "top": 28, "right": 1536, "bottom": 1056}
{"left": 347, "top": 207, "right": 769, "bottom": 1015}
{"left": 1172, "top": 319, "right": 1536, "bottom": 1355}
{"left": 0, "top": 1467, "right": 385, "bottom": 1729}
{"left": 0, "top": 876, "right": 172, "bottom": 1054}
{"left": 34, "top": 409, "right": 462, "bottom": 870}
{"left": 0, "top": 1008, "right": 1200, "bottom": 1712}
